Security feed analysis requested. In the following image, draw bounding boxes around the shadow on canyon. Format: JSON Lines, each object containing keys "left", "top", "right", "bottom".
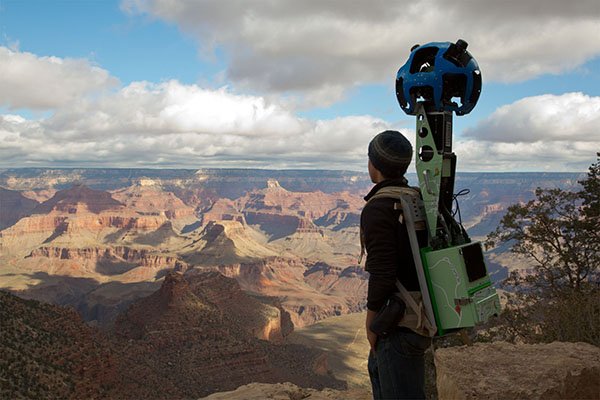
{"left": 10, "top": 271, "right": 161, "bottom": 329}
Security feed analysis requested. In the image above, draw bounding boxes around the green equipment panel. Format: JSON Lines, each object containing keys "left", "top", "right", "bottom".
{"left": 421, "top": 242, "right": 501, "bottom": 335}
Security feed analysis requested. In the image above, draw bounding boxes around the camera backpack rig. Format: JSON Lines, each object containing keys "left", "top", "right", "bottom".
{"left": 393, "top": 39, "right": 501, "bottom": 336}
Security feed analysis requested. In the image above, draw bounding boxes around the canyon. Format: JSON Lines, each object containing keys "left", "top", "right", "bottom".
{"left": 0, "top": 275, "right": 342, "bottom": 399}
{"left": 0, "top": 168, "right": 583, "bottom": 327}
{"left": 0, "top": 169, "right": 376, "bottom": 329}
{"left": 0, "top": 168, "right": 586, "bottom": 397}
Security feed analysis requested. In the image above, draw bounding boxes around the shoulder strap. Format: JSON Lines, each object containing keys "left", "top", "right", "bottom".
{"left": 359, "top": 185, "right": 437, "bottom": 336}
{"left": 367, "top": 186, "right": 420, "bottom": 203}
{"left": 358, "top": 186, "right": 422, "bottom": 264}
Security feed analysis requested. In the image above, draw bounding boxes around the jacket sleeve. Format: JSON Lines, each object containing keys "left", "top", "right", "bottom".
{"left": 361, "top": 199, "right": 402, "bottom": 311}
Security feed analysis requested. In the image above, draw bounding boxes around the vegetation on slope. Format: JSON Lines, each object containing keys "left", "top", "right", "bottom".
{"left": 0, "top": 290, "right": 116, "bottom": 399}
{"left": 485, "top": 155, "right": 600, "bottom": 345}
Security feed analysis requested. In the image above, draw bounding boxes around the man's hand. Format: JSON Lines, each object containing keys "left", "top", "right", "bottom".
{"left": 366, "top": 309, "right": 378, "bottom": 352}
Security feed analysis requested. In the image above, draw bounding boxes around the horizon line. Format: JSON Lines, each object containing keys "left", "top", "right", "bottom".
{"left": 0, "top": 166, "right": 586, "bottom": 174}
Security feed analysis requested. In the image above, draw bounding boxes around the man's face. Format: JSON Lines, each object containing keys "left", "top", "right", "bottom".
{"left": 368, "top": 159, "right": 382, "bottom": 184}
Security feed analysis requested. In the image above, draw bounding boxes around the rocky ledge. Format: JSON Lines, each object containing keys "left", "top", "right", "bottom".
{"left": 435, "top": 341, "right": 600, "bottom": 400}
{"left": 200, "top": 382, "right": 370, "bottom": 400}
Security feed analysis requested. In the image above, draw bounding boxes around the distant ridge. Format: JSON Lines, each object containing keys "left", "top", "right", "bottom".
{"left": 0, "top": 168, "right": 372, "bottom": 194}
{"left": 32, "top": 184, "right": 124, "bottom": 214}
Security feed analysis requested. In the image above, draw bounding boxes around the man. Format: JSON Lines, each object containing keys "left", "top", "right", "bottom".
{"left": 361, "top": 130, "right": 432, "bottom": 400}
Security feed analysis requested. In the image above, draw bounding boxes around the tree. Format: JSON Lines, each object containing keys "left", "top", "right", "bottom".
{"left": 483, "top": 155, "right": 599, "bottom": 345}
{"left": 579, "top": 153, "right": 600, "bottom": 266}
{"left": 487, "top": 154, "right": 600, "bottom": 295}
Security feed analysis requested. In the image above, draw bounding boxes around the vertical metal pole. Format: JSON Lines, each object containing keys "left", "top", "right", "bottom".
{"left": 423, "top": 106, "right": 454, "bottom": 214}
{"left": 415, "top": 104, "right": 442, "bottom": 239}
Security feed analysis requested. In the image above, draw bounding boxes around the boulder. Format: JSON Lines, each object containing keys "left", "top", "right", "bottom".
{"left": 435, "top": 341, "right": 600, "bottom": 400}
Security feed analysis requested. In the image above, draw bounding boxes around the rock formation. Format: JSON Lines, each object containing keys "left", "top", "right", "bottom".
{"left": 0, "top": 184, "right": 194, "bottom": 284}
{"left": 2, "top": 169, "right": 585, "bottom": 341}
{"left": 217, "top": 258, "right": 367, "bottom": 327}
{"left": 435, "top": 341, "right": 600, "bottom": 400}
{"left": 32, "top": 184, "right": 124, "bottom": 215}
{"left": 0, "top": 272, "right": 347, "bottom": 400}
{"left": 200, "top": 198, "right": 245, "bottom": 224}
{"left": 115, "top": 271, "right": 344, "bottom": 396}
{"left": 0, "top": 187, "right": 38, "bottom": 230}
{"left": 120, "top": 270, "right": 288, "bottom": 342}
{"left": 2, "top": 185, "right": 368, "bottom": 328}
{"left": 112, "top": 271, "right": 345, "bottom": 397}
{"left": 110, "top": 180, "right": 196, "bottom": 220}
{"left": 200, "top": 382, "right": 370, "bottom": 400}
{"left": 183, "top": 220, "right": 279, "bottom": 265}
{"left": 1, "top": 185, "right": 167, "bottom": 250}
{"left": 236, "top": 181, "right": 363, "bottom": 237}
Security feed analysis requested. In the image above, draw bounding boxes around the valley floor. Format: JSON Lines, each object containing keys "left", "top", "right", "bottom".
{"left": 287, "top": 311, "right": 370, "bottom": 389}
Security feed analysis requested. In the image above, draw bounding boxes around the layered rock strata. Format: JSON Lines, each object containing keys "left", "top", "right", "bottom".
{"left": 217, "top": 258, "right": 368, "bottom": 327}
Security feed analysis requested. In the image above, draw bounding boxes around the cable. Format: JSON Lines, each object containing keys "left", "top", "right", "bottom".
{"left": 452, "top": 188, "right": 470, "bottom": 224}
{"left": 449, "top": 188, "right": 471, "bottom": 245}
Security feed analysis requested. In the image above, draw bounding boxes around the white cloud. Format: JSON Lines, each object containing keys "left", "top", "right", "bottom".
{"left": 122, "top": 0, "right": 600, "bottom": 104}
{"left": 463, "top": 93, "right": 600, "bottom": 143}
{"left": 455, "top": 139, "right": 596, "bottom": 172}
{"left": 43, "top": 80, "right": 308, "bottom": 138}
{"left": 0, "top": 47, "right": 118, "bottom": 110}
{"left": 0, "top": 80, "right": 390, "bottom": 169}
{"left": 454, "top": 92, "right": 600, "bottom": 171}
{"left": 1, "top": 47, "right": 595, "bottom": 172}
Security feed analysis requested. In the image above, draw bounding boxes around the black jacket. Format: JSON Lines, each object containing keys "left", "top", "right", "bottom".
{"left": 361, "top": 179, "right": 422, "bottom": 311}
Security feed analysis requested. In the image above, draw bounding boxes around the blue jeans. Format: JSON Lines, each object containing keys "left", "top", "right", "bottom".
{"left": 368, "top": 328, "right": 431, "bottom": 400}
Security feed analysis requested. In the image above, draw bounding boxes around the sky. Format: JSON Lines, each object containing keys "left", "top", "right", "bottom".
{"left": 0, "top": 0, "right": 599, "bottom": 172}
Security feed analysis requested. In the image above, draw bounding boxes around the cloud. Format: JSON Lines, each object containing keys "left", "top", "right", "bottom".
{"left": 43, "top": 80, "right": 308, "bottom": 138}
{"left": 463, "top": 92, "right": 600, "bottom": 143}
{"left": 454, "top": 92, "right": 600, "bottom": 171}
{"left": 0, "top": 47, "right": 118, "bottom": 110}
{"left": 455, "top": 139, "right": 596, "bottom": 172}
{"left": 0, "top": 80, "right": 390, "bottom": 169}
{"left": 1, "top": 48, "right": 594, "bottom": 172}
{"left": 122, "top": 0, "right": 600, "bottom": 104}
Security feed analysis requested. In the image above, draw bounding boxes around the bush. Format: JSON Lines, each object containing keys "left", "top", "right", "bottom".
{"left": 477, "top": 286, "right": 600, "bottom": 346}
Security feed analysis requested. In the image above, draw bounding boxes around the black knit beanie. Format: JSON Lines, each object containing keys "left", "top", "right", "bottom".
{"left": 368, "top": 130, "right": 413, "bottom": 178}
